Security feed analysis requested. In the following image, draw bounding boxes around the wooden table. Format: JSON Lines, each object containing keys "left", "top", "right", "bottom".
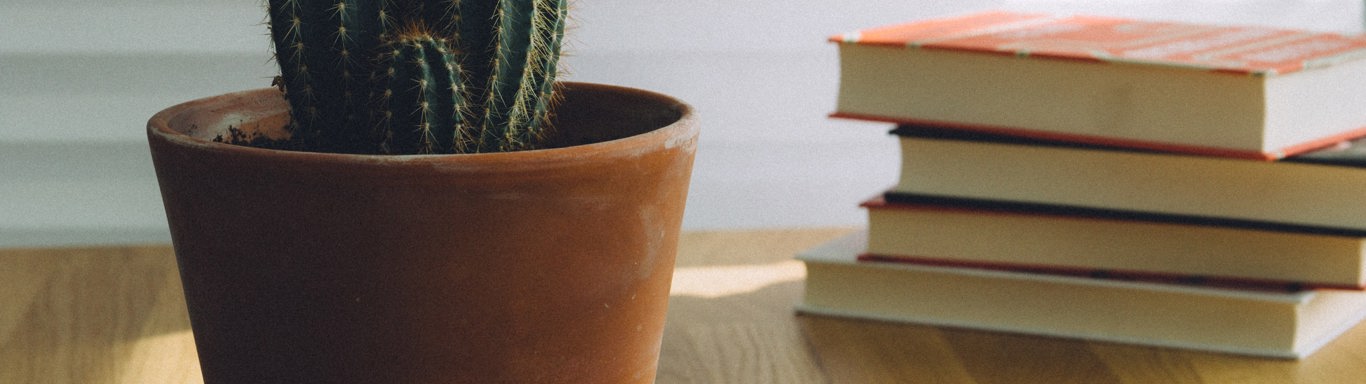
{"left": 4, "top": 229, "right": 1366, "bottom": 383}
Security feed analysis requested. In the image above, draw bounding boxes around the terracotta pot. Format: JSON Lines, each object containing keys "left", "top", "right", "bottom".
{"left": 147, "top": 82, "right": 697, "bottom": 383}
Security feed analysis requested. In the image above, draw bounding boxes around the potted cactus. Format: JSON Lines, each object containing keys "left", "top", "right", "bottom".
{"left": 147, "top": 1, "right": 697, "bottom": 383}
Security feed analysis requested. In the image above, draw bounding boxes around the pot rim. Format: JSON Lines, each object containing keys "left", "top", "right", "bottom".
{"left": 147, "top": 82, "right": 697, "bottom": 170}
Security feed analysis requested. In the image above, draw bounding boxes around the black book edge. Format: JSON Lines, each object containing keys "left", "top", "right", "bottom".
{"left": 890, "top": 124, "right": 1366, "bottom": 167}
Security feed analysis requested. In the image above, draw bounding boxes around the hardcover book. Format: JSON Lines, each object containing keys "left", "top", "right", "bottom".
{"left": 796, "top": 231, "right": 1366, "bottom": 359}
{"left": 890, "top": 124, "right": 1366, "bottom": 232}
{"left": 865, "top": 195, "right": 1366, "bottom": 290}
{"left": 830, "top": 11, "right": 1366, "bottom": 159}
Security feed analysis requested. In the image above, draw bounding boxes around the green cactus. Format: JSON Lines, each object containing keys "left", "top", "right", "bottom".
{"left": 375, "top": 31, "right": 468, "bottom": 154}
{"left": 451, "top": 0, "right": 568, "bottom": 152}
{"left": 265, "top": 0, "right": 567, "bottom": 154}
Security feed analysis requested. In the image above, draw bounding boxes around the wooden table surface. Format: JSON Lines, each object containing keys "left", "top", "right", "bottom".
{"left": 4, "top": 228, "right": 1366, "bottom": 383}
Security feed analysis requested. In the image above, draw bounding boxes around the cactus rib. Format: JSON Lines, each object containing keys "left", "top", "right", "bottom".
{"left": 376, "top": 32, "right": 467, "bottom": 154}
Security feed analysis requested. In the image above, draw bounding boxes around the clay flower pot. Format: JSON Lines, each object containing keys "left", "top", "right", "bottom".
{"left": 147, "top": 82, "right": 697, "bottom": 383}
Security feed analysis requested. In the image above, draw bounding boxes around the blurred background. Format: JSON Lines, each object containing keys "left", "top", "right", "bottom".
{"left": 2, "top": 0, "right": 1362, "bottom": 248}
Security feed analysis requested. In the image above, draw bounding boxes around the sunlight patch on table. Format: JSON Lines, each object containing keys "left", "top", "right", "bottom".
{"left": 670, "top": 260, "right": 806, "bottom": 298}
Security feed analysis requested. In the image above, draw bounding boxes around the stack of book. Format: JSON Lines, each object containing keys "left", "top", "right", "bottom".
{"left": 797, "top": 10, "right": 1366, "bottom": 359}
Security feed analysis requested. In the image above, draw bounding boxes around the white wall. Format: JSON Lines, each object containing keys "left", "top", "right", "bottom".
{"left": 1, "top": 0, "right": 1360, "bottom": 248}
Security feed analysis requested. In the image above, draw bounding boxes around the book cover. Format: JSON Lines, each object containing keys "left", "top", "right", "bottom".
{"left": 796, "top": 231, "right": 1366, "bottom": 359}
{"left": 831, "top": 11, "right": 1366, "bottom": 159}
{"left": 830, "top": 11, "right": 1366, "bottom": 76}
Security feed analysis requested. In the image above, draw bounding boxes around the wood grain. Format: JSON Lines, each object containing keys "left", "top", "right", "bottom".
{"left": 0, "top": 246, "right": 201, "bottom": 384}
{"left": 3, "top": 229, "right": 1365, "bottom": 383}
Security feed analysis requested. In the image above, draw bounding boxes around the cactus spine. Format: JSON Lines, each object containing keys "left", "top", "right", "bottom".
{"left": 265, "top": 0, "right": 567, "bottom": 154}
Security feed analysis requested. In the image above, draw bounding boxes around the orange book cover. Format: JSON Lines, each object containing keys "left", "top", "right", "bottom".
{"left": 830, "top": 11, "right": 1366, "bottom": 159}
{"left": 831, "top": 11, "right": 1366, "bottom": 76}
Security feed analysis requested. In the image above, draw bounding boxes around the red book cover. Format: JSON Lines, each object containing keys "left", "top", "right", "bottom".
{"left": 830, "top": 11, "right": 1366, "bottom": 76}
{"left": 830, "top": 11, "right": 1366, "bottom": 159}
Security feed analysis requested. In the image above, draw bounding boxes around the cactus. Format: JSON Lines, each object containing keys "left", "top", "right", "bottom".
{"left": 265, "top": 0, "right": 568, "bottom": 154}
{"left": 375, "top": 32, "right": 468, "bottom": 154}
{"left": 450, "top": 0, "right": 568, "bottom": 152}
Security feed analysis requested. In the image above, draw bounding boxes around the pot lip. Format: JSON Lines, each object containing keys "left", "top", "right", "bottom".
{"left": 147, "top": 82, "right": 697, "bottom": 168}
